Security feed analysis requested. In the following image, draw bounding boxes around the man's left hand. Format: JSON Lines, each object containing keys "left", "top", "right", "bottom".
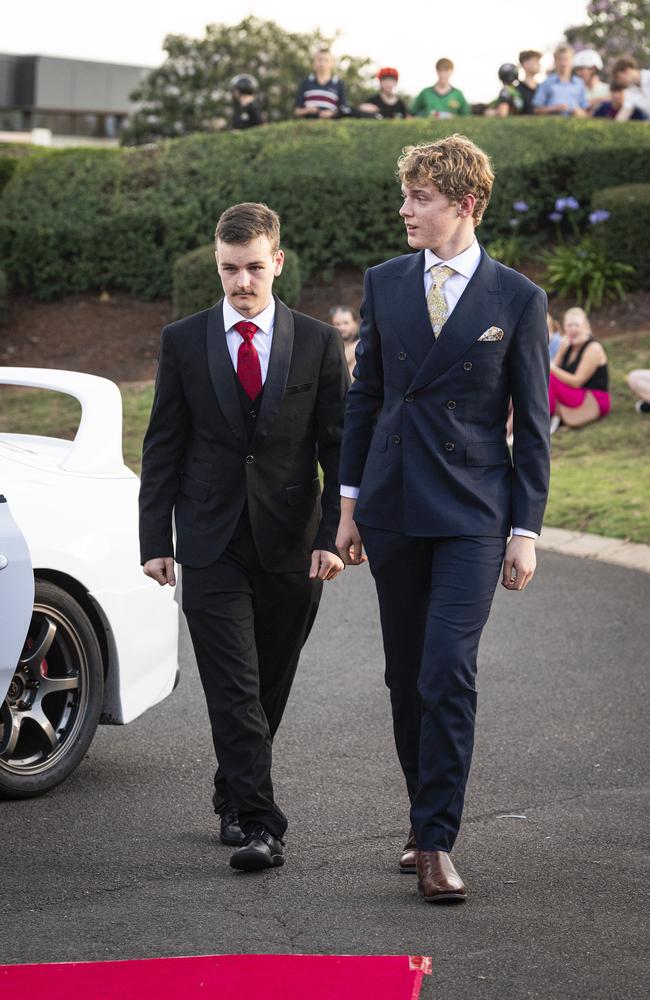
{"left": 502, "top": 535, "right": 537, "bottom": 591}
{"left": 310, "top": 549, "right": 345, "bottom": 581}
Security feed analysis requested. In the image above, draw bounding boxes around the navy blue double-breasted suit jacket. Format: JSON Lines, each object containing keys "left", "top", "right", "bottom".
{"left": 339, "top": 247, "right": 551, "bottom": 537}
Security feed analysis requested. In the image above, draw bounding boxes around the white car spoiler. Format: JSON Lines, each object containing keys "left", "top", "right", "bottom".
{"left": 0, "top": 367, "right": 125, "bottom": 475}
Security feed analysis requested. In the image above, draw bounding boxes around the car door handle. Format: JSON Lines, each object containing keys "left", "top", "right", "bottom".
{"left": 0, "top": 555, "right": 8, "bottom": 569}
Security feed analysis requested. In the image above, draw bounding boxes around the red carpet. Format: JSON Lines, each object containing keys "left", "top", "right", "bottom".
{"left": 0, "top": 954, "right": 431, "bottom": 998}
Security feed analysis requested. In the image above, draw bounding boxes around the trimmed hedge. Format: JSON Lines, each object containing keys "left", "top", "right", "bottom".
{"left": 172, "top": 244, "right": 301, "bottom": 319}
{"left": 0, "top": 267, "right": 7, "bottom": 324}
{"left": 2, "top": 119, "right": 650, "bottom": 300}
{"left": 591, "top": 184, "right": 650, "bottom": 291}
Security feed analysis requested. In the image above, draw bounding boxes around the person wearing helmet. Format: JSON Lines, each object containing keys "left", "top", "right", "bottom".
{"left": 231, "top": 74, "right": 263, "bottom": 130}
{"left": 485, "top": 63, "right": 525, "bottom": 117}
{"left": 358, "top": 67, "right": 410, "bottom": 119}
{"left": 572, "top": 49, "right": 609, "bottom": 111}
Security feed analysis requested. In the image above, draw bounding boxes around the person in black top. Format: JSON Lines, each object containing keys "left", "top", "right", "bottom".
{"left": 358, "top": 67, "right": 410, "bottom": 119}
{"left": 231, "top": 74, "right": 263, "bottom": 130}
{"left": 517, "top": 49, "right": 543, "bottom": 115}
{"left": 549, "top": 307, "right": 610, "bottom": 431}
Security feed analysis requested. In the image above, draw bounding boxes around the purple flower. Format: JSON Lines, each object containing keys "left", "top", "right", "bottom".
{"left": 589, "top": 209, "right": 611, "bottom": 225}
{"left": 565, "top": 197, "right": 580, "bottom": 211}
{"left": 513, "top": 200, "right": 529, "bottom": 213}
{"left": 554, "top": 198, "right": 567, "bottom": 213}
{"left": 509, "top": 218, "right": 519, "bottom": 228}
{"left": 549, "top": 212, "right": 563, "bottom": 223}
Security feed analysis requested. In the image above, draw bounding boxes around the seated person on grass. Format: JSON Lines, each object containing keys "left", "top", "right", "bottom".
{"left": 549, "top": 307, "right": 610, "bottom": 433}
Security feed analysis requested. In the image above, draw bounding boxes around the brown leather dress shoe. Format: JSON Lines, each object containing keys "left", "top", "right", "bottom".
{"left": 417, "top": 850, "right": 467, "bottom": 903}
{"left": 399, "top": 826, "right": 417, "bottom": 874}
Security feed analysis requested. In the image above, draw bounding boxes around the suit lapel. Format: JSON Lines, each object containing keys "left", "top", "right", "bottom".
{"left": 206, "top": 300, "right": 247, "bottom": 443}
{"left": 384, "top": 250, "right": 432, "bottom": 370}
{"left": 253, "top": 295, "right": 294, "bottom": 442}
{"left": 408, "top": 248, "right": 515, "bottom": 392}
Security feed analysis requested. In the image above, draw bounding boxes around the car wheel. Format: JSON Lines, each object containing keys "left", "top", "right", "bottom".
{"left": 0, "top": 579, "right": 104, "bottom": 798}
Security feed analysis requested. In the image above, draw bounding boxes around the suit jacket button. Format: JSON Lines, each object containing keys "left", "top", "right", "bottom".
{"left": 405, "top": 393, "right": 415, "bottom": 403}
{"left": 444, "top": 441, "right": 455, "bottom": 451}
{"left": 463, "top": 361, "right": 473, "bottom": 371}
{"left": 392, "top": 435, "right": 401, "bottom": 445}
{"left": 398, "top": 351, "right": 407, "bottom": 361}
{"left": 245, "top": 455, "right": 255, "bottom": 464}
{"left": 250, "top": 410, "right": 257, "bottom": 418}
{"left": 446, "top": 400, "right": 457, "bottom": 409}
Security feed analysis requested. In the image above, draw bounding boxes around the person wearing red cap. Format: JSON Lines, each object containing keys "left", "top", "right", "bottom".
{"left": 358, "top": 67, "right": 410, "bottom": 119}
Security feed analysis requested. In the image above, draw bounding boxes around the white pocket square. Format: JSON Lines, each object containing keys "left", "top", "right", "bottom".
{"left": 477, "top": 326, "right": 504, "bottom": 342}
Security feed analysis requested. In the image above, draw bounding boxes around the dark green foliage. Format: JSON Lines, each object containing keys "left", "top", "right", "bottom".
{"left": 121, "top": 16, "right": 373, "bottom": 145}
{"left": 542, "top": 238, "right": 635, "bottom": 310}
{"left": 172, "top": 244, "right": 301, "bottom": 319}
{"left": 565, "top": 1, "right": 650, "bottom": 66}
{"left": 0, "top": 267, "right": 7, "bottom": 323}
{"left": 2, "top": 119, "right": 650, "bottom": 301}
{"left": 591, "top": 184, "right": 650, "bottom": 289}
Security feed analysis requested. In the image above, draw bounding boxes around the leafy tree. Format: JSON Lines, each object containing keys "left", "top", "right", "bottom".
{"left": 121, "top": 16, "right": 374, "bottom": 145}
{"left": 564, "top": 1, "right": 650, "bottom": 66}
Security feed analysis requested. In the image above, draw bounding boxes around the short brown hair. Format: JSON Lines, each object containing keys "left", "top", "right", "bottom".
{"left": 397, "top": 134, "right": 495, "bottom": 225}
{"left": 519, "top": 49, "right": 542, "bottom": 64}
{"left": 215, "top": 202, "right": 280, "bottom": 253}
{"left": 436, "top": 58, "right": 454, "bottom": 72}
{"left": 612, "top": 55, "right": 638, "bottom": 75}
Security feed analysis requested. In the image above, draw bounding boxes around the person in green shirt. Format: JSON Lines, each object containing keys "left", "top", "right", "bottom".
{"left": 411, "top": 58, "right": 471, "bottom": 118}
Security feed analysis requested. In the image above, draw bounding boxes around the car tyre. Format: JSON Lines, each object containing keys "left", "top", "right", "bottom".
{"left": 0, "top": 579, "right": 104, "bottom": 798}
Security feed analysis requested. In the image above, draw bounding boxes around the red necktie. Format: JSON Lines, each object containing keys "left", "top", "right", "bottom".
{"left": 234, "top": 320, "right": 263, "bottom": 400}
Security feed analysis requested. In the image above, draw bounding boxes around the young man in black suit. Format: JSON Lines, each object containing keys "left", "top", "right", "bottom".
{"left": 336, "top": 135, "right": 550, "bottom": 902}
{"left": 139, "top": 203, "right": 348, "bottom": 872}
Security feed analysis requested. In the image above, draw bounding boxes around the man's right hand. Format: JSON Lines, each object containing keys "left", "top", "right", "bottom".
{"left": 143, "top": 557, "right": 176, "bottom": 587}
{"left": 336, "top": 498, "right": 367, "bottom": 566}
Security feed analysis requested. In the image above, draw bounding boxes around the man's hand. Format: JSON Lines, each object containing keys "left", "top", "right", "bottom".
{"left": 501, "top": 536, "right": 536, "bottom": 592}
{"left": 336, "top": 497, "right": 367, "bottom": 566}
{"left": 143, "top": 557, "right": 176, "bottom": 587}
{"left": 309, "top": 549, "right": 345, "bottom": 581}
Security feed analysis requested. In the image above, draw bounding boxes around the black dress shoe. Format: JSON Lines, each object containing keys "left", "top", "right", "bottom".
{"left": 219, "top": 810, "right": 246, "bottom": 847}
{"left": 229, "top": 826, "right": 284, "bottom": 871}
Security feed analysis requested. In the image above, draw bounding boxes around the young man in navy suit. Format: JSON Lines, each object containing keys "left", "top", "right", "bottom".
{"left": 336, "top": 135, "right": 550, "bottom": 902}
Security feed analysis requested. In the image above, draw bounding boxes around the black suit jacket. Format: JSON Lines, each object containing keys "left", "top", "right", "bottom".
{"left": 339, "top": 248, "right": 550, "bottom": 537}
{"left": 139, "top": 296, "right": 349, "bottom": 572}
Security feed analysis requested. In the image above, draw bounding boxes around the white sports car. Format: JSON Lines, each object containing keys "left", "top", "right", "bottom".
{"left": 0, "top": 367, "right": 179, "bottom": 797}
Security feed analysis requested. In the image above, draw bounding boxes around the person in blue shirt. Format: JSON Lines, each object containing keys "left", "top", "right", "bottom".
{"left": 533, "top": 45, "right": 589, "bottom": 117}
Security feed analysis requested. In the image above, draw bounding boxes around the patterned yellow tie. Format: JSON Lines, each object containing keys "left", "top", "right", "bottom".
{"left": 426, "top": 264, "right": 455, "bottom": 338}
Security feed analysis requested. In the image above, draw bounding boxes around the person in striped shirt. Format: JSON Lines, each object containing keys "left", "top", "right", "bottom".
{"left": 294, "top": 48, "right": 350, "bottom": 119}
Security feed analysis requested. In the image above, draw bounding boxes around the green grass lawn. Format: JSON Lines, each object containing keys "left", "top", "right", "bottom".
{"left": 2, "top": 332, "right": 649, "bottom": 543}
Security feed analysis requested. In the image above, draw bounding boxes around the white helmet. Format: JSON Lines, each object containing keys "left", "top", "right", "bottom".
{"left": 573, "top": 48, "right": 603, "bottom": 70}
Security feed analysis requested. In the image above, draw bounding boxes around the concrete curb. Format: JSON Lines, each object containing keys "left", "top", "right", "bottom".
{"left": 538, "top": 526, "right": 650, "bottom": 573}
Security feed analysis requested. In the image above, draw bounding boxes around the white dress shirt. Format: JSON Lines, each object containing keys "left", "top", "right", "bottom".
{"left": 340, "top": 242, "right": 537, "bottom": 539}
{"left": 223, "top": 297, "right": 275, "bottom": 382}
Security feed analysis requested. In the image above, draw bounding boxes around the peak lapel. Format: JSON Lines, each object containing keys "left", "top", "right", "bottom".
{"left": 408, "top": 249, "right": 514, "bottom": 393}
{"left": 253, "top": 296, "right": 294, "bottom": 442}
{"left": 206, "top": 301, "right": 247, "bottom": 443}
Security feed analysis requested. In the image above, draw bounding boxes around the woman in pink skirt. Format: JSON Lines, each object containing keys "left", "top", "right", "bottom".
{"left": 549, "top": 307, "right": 610, "bottom": 433}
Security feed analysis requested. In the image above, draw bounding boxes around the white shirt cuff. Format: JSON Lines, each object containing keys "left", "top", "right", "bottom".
{"left": 340, "top": 485, "right": 360, "bottom": 499}
{"left": 512, "top": 527, "right": 538, "bottom": 539}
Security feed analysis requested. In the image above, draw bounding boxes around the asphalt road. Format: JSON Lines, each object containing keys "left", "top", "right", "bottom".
{"left": 1, "top": 551, "right": 648, "bottom": 999}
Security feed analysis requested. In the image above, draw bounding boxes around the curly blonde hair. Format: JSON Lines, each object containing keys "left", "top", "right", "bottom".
{"left": 397, "top": 134, "right": 495, "bottom": 225}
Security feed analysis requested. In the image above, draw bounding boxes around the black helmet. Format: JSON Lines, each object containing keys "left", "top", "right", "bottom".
{"left": 230, "top": 74, "right": 258, "bottom": 95}
{"left": 498, "top": 63, "right": 518, "bottom": 84}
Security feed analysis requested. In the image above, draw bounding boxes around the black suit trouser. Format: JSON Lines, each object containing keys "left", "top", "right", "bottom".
{"left": 181, "top": 513, "right": 322, "bottom": 839}
{"left": 358, "top": 526, "right": 506, "bottom": 853}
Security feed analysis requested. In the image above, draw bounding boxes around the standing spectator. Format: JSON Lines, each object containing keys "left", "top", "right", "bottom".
{"left": 626, "top": 370, "right": 650, "bottom": 414}
{"left": 593, "top": 81, "right": 648, "bottom": 120}
{"left": 549, "top": 307, "right": 610, "bottom": 433}
{"left": 533, "top": 45, "right": 589, "bottom": 117}
{"left": 230, "top": 75, "right": 263, "bottom": 130}
{"left": 294, "top": 48, "right": 349, "bottom": 119}
{"left": 358, "top": 67, "right": 410, "bottom": 119}
{"left": 485, "top": 64, "right": 525, "bottom": 117}
{"left": 572, "top": 49, "right": 609, "bottom": 112}
{"left": 330, "top": 305, "right": 360, "bottom": 378}
{"left": 612, "top": 56, "right": 650, "bottom": 121}
{"left": 411, "top": 58, "right": 471, "bottom": 118}
{"left": 518, "top": 50, "right": 543, "bottom": 114}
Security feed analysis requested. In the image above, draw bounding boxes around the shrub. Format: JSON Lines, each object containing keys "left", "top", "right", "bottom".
{"left": 172, "top": 245, "right": 301, "bottom": 319}
{"left": 2, "top": 119, "right": 649, "bottom": 300}
{"left": 0, "top": 267, "right": 7, "bottom": 324}
{"left": 542, "top": 239, "right": 635, "bottom": 311}
{"left": 591, "top": 184, "right": 650, "bottom": 291}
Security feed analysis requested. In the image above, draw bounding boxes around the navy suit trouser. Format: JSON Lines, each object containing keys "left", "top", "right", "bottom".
{"left": 358, "top": 526, "right": 507, "bottom": 853}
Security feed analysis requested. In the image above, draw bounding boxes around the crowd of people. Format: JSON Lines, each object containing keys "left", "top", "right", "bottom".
{"left": 230, "top": 46, "right": 650, "bottom": 128}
